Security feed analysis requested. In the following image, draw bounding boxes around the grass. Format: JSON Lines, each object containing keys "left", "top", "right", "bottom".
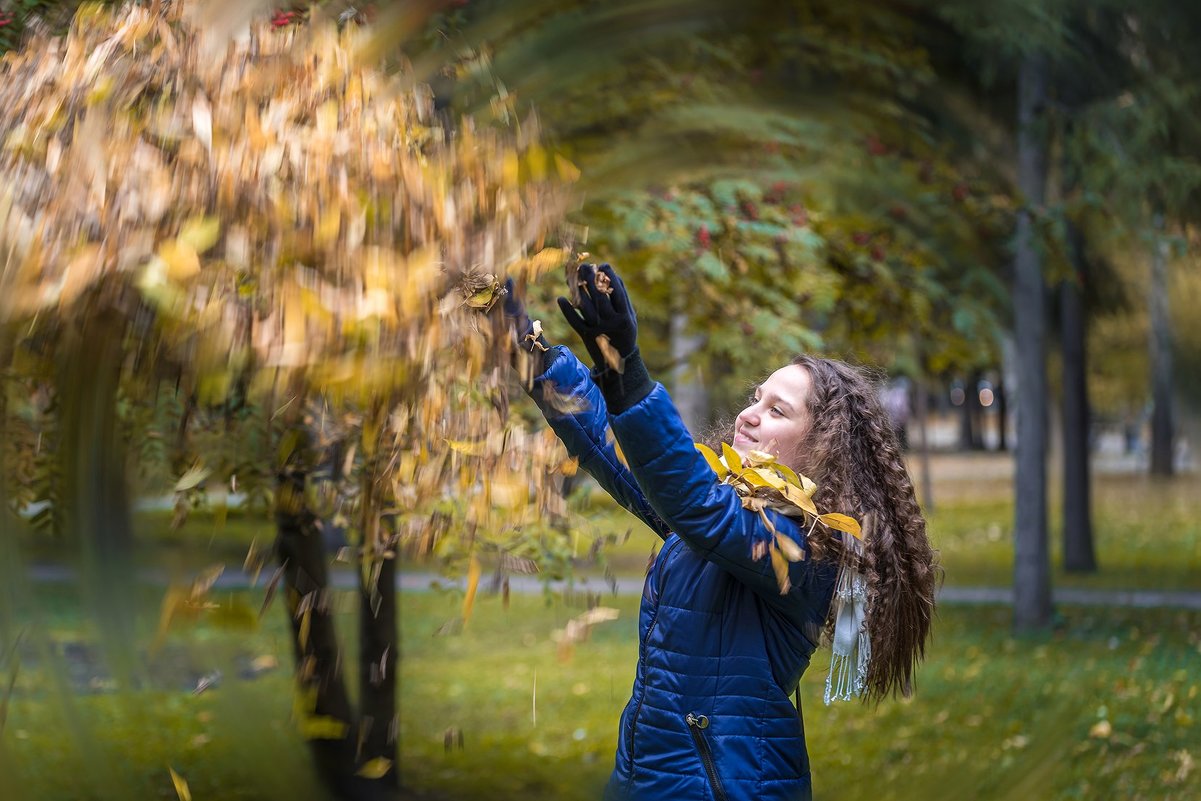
{"left": 2, "top": 583, "right": 1199, "bottom": 801}
{"left": 400, "top": 590, "right": 1201, "bottom": 801}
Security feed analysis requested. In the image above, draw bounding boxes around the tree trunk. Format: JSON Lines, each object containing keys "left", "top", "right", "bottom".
{"left": 357, "top": 454, "right": 399, "bottom": 799}
{"left": 275, "top": 424, "right": 359, "bottom": 799}
{"left": 670, "top": 311, "right": 708, "bottom": 435}
{"left": 1060, "top": 219, "right": 1096, "bottom": 572}
{"left": 1148, "top": 212, "right": 1174, "bottom": 477}
{"left": 957, "top": 378, "right": 975, "bottom": 450}
{"left": 58, "top": 309, "right": 140, "bottom": 678}
{"left": 995, "top": 379, "right": 1009, "bottom": 451}
{"left": 1012, "top": 53, "right": 1053, "bottom": 631}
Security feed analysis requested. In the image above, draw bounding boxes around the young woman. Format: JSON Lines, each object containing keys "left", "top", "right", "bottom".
{"left": 504, "top": 264, "right": 938, "bottom": 801}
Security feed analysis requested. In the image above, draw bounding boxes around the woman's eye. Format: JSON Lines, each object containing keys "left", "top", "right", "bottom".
{"left": 770, "top": 406, "right": 784, "bottom": 417}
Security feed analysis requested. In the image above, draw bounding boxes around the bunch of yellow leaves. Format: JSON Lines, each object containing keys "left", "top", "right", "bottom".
{"left": 695, "top": 442, "right": 861, "bottom": 593}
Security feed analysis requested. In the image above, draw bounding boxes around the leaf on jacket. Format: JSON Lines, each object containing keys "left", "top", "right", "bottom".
{"left": 694, "top": 442, "right": 728, "bottom": 478}
{"left": 721, "top": 442, "right": 744, "bottom": 476}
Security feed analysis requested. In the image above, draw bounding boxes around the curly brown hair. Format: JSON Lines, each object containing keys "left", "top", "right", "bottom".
{"left": 789, "top": 356, "right": 939, "bottom": 705}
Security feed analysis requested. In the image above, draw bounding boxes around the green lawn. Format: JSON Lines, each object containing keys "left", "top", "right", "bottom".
{"left": 403, "top": 590, "right": 1201, "bottom": 801}
{"left": 2, "top": 584, "right": 1198, "bottom": 800}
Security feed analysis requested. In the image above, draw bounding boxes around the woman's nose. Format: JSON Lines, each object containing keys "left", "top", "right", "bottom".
{"left": 738, "top": 407, "right": 760, "bottom": 427}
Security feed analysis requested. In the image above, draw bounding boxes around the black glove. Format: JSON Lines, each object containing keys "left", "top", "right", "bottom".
{"left": 557, "top": 263, "right": 652, "bottom": 414}
{"left": 503, "top": 278, "right": 549, "bottom": 354}
{"left": 556, "top": 263, "right": 638, "bottom": 370}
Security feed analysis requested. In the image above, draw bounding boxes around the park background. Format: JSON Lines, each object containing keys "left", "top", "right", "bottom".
{"left": 0, "top": 1, "right": 1198, "bottom": 800}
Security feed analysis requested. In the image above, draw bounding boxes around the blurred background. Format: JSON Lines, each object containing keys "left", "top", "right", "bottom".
{"left": 0, "top": 1, "right": 1198, "bottom": 800}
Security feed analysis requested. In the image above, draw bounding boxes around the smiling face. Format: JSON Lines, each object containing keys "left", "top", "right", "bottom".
{"left": 731, "top": 364, "right": 813, "bottom": 470}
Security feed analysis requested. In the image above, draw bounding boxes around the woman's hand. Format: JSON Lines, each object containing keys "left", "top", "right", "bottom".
{"left": 502, "top": 278, "right": 548, "bottom": 353}
{"left": 557, "top": 263, "right": 638, "bottom": 371}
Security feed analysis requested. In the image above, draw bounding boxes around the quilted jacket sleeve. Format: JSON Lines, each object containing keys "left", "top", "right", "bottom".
{"left": 610, "top": 381, "right": 835, "bottom": 622}
{"left": 528, "top": 346, "right": 670, "bottom": 540}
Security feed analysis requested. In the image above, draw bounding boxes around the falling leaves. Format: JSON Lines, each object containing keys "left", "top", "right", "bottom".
{"left": 461, "top": 555, "right": 482, "bottom": 626}
{"left": 550, "top": 606, "right": 620, "bottom": 661}
{"left": 168, "top": 767, "right": 192, "bottom": 801}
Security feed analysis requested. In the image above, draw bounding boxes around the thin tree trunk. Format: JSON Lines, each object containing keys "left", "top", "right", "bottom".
{"left": 275, "top": 423, "right": 358, "bottom": 799}
{"left": 1060, "top": 221, "right": 1096, "bottom": 572}
{"left": 1149, "top": 212, "right": 1174, "bottom": 477}
{"left": 357, "top": 447, "right": 399, "bottom": 799}
{"left": 957, "top": 378, "right": 975, "bottom": 450}
{"left": 1012, "top": 53, "right": 1053, "bottom": 631}
{"left": 670, "top": 311, "right": 708, "bottom": 435}
{"left": 995, "top": 379, "right": 1009, "bottom": 452}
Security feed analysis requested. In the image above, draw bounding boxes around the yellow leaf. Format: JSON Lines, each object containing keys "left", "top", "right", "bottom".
{"left": 462, "top": 555, "right": 481, "bottom": 625}
{"left": 782, "top": 484, "right": 818, "bottom": 516}
{"left": 445, "top": 439, "right": 485, "bottom": 456}
{"left": 774, "top": 462, "right": 803, "bottom": 488}
{"left": 721, "top": 443, "right": 744, "bottom": 475}
{"left": 168, "top": 767, "right": 192, "bottom": 801}
{"left": 299, "top": 715, "right": 350, "bottom": 740}
{"left": 554, "top": 152, "right": 581, "bottom": 182}
{"left": 502, "top": 151, "right": 520, "bottom": 188}
{"left": 158, "top": 240, "right": 200, "bottom": 282}
{"left": 315, "top": 207, "right": 341, "bottom": 247}
{"left": 740, "top": 470, "right": 772, "bottom": 489}
{"left": 800, "top": 475, "right": 818, "bottom": 499}
{"left": 298, "top": 607, "right": 312, "bottom": 650}
{"left": 818, "top": 513, "right": 862, "bottom": 539}
{"left": 463, "top": 286, "right": 497, "bottom": 309}
{"left": 694, "top": 443, "right": 728, "bottom": 478}
{"left": 526, "top": 144, "right": 548, "bottom": 181}
{"left": 748, "top": 467, "right": 786, "bottom": 491}
{"left": 357, "top": 757, "right": 394, "bottom": 779}
{"left": 175, "top": 463, "right": 211, "bottom": 492}
{"left": 178, "top": 216, "right": 221, "bottom": 255}
{"left": 769, "top": 541, "right": 791, "bottom": 595}
{"left": 774, "top": 532, "right": 806, "bottom": 562}
{"left": 745, "top": 449, "right": 777, "bottom": 467}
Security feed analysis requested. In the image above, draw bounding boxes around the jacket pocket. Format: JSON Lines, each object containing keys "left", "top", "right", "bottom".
{"left": 685, "top": 713, "right": 729, "bottom": 801}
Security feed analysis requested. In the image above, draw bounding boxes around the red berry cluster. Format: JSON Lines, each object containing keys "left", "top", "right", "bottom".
{"left": 271, "top": 8, "right": 301, "bottom": 28}
{"left": 0, "top": 10, "right": 15, "bottom": 29}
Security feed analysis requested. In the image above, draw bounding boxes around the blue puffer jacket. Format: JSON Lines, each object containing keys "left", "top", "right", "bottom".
{"left": 531, "top": 346, "right": 839, "bottom": 801}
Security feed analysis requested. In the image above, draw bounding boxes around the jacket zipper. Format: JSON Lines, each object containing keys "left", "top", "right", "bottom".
{"left": 686, "top": 713, "right": 728, "bottom": 801}
{"left": 625, "top": 536, "right": 683, "bottom": 792}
